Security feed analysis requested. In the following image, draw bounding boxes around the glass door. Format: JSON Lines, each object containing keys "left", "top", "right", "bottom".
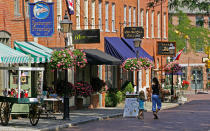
{"left": 191, "top": 68, "right": 203, "bottom": 90}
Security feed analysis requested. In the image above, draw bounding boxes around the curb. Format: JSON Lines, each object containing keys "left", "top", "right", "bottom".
{"left": 40, "top": 113, "right": 123, "bottom": 131}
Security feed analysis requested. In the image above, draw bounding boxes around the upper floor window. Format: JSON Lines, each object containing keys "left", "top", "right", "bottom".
{"left": 133, "top": 7, "right": 136, "bottom": 26}
{"left": 163, "top": 12, "right": 167, "bottom": 39}
{"left": 140, "top": 9, "right": 144, "bottom": 27}
{"left": 14, "top": 0, "right": 20, "bottom": 16}
{"left": 208, "top": 17, "right": 210, "bottom": 28}
{"left": 151, "top": 10, "right": 154, "bottom": 38}
{"left": 157, "top": 12, "right": 160, "bottom": 38}
{"left": 128, "top": 6, "right": 131, "bottom": 27}
{"left": 84, "top": 0, "right": 88, "bottom": 29}
{"left": 112, "top": 3, "right": 115, "bottom": 32}
{"left": 91, "top": 0, "right": 95, "bottom": 29}
{"left": 196, "top": 15, "right": 204, "bottom": 27}
{"left": 124, "top": 5, "right": 127, "bottom": 27}
{"left": 25, "top": 0, "right": 30, "bottom": 17}
{"left": 98, "top": 0, "right": 102, "bottom": 31}
{"left": 76, "top": 0, "right": 80, "bottom": 29}
{"left": 57, "top": 0, "right": 62, "bottom": 31}
{"left": 105, "top": 2, "right": 109, "bottom": 32}
{"left": 146, "top": 10, "right": 149, "bottom": 38}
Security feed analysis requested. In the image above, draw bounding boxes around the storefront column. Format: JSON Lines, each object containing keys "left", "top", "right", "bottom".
{"left": 138, "top": 70, "right": 142, "bottom": 92}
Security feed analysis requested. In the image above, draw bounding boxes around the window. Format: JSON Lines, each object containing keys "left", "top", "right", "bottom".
{"left": 76, "top": 0, "right": 80, "bottom": 29}
{"left": 140, "top": 9, "right": 143, "bottom": 27}
{"left": 207, "top": 69, "right": 210, "bottom": 81}
{"left": 105, "top": 2, "right": 109, "bottom": 32}
{"left": 91, "top": 0, "right": 95, "bottom": 29}
{"left": 124, "top": 5, "right": 127, "bottom": 27}
{"left": 208, "top": 17, "right": 210, "bottom": 28}
{"left": 98, "top": 0, "right": 102, "bottom": 30}
{"left": 57, "top": 0, "right": 62, "bottom": 31}
{"left": 133, "top": 7, "right": 136, "bottom": 26}
{"left": 157, "top": 12, "right": 160, "bottom": 38}
{"left": 14, "top": 0, "right": 20, "bottom": 16}
{"left": 25, "top": 0, "right": 29, "bottom": 17}
{"left": 128, "top": 6, "right": 131, "bottom": 26}
{"left": 112, "top": 3, "right": 115, "bottom": 32}
{"left": 163, "top": 12, "right": 166, "bottom": 38}
{"left": 146, "top": 10, "right": 149, "bottom": 38}
{"left": 151, "top": 10, "right": 154, "bottom": 38}
{"left": 196, "top": 38, "right": 204, "bottom": 52}
{"left": 196, "top": 15, "right": 204, "bottom": 27}
{"left": 181, "top": 67, "right": 187, "bottom": 81}
{"left": 84, "top": 0, "right": 88, "bottom": 29}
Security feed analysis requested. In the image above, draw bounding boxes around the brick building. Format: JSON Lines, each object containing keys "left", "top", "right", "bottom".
{"left": 169, "top": 7, "right": 210, "bottom": 91}
{"left": 0, "top": 0, "right": 169, "bottom": 106}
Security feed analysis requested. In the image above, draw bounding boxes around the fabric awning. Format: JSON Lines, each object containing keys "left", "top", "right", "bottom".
{"left": 14, "top": 41, "right": 53, "bottom": 63}
{"left": 105, "top": 37, "right": 136, "bottom": 61}
{"left": 83, "top": 49, "right": 121, "bottom": 65}
{"left": 121, "top": 38, "right": 154, "bottom": 61}
{"left": 0, "top": 42, "right": 30, "bottom": 64}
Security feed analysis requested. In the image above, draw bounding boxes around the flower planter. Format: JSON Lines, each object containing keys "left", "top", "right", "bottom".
{"left": 76, "top": 97, "right": 83, "bottom": 109}
{"left": 90, "top": 94, "right": 100, "bottom": 108}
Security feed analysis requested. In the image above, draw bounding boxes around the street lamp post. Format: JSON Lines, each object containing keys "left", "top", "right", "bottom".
{"left": 60, "top": 11, "right": 73, "bottom": 120}
{"left": 134, "top": 38, "right": 142, "bottom": 93}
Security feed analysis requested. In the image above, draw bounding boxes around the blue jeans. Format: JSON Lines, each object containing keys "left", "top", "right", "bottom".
{"left": 152, "top": 95, "right": 161, "bottom": 112}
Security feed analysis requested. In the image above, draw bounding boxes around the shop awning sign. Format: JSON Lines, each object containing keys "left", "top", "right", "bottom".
{"left": 29, "top": 1, "right": 54, "bottom": 37}
{"left": 72, "top": 29, "right": 100, "bottom": 44}
{"left": 157, "top": 41, "right": 176, "bottom": 56}
{"left": 124, "top": 27, "right": 144, "bottom": 39}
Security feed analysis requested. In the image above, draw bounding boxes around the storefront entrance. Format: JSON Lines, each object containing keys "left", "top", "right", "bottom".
{"left": 191, "top": 68, "right": 203, "bottom": 90}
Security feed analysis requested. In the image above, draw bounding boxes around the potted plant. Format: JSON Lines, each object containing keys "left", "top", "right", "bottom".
{"left": 74, "top": 81, "right": 93, "bottom": 109}
{"left": 182, "top": 80, "right": 190, "bottom": 90}
{"left": 90, "top": 77, "right": 106, "bottom": 108}
{"left": 122, "top": 57, "right": 153, "bottom": 71}
{"left": 55, "top": 80, "right": 76, "bottom": 97}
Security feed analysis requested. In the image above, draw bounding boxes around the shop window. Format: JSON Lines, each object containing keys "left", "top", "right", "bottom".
{"left": 181, "top": 67, "right": 187, "bottom": 81}
{"left": 196, "top": 15, "right": 204, "bottom": 27}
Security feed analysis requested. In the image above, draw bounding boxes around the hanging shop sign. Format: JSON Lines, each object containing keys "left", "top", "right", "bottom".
{"left": 157, "top": 41, "right": 176, "bottom": 56}
{"left": 72, "top": 29, "right": 100, "bottom": 44}
{"left": 29, "top": 1, "right": 54, "bottom": 37}
{"left": 124, "top": 27, "right": 144, "bottom": 39}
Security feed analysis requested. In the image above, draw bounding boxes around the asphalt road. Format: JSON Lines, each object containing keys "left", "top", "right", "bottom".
{"left": 62, "top": 94, "right": 210, "bottom": 131}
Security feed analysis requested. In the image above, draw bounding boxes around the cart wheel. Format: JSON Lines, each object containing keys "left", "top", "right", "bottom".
{"left": 0, "top": 102, "right": 10, "bottom": 126}
{"left": 29, "top": 104, "right": 41, "bottom": 126}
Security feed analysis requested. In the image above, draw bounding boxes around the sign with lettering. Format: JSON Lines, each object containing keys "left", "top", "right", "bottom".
{"left": 123, "top": 98, "right": 139, "bottom": 117}
{"left": 72, "top": 29, "right": 100, "bottom": 44}
{"left": 124, "top": 27, "right": 144, "bottom": 39}
{"left": 29, "top": 1, "right": 54, "bottom": 37}
{"left": 157, "top": 41, "right": 176, "bottom": 56}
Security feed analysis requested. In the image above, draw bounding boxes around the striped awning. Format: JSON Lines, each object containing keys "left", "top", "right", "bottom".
{"left": 14, "top": 41, "right": 53, "bottom": 63}
{"left": 0, "top": 42, "right": 30, "bottom": 64}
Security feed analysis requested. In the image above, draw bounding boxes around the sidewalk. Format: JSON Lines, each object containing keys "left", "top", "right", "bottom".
{"left": 0, "top": 101, "right": 180, "bottom": 131}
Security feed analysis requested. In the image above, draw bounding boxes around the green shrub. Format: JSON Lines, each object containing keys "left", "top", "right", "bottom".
{"left": 116, "top": 91, "right": 123, "bottom": 103}
{"left": 122, "top": 82, "right": 134, "bottom": 100}
{"left": 105, "top": 92, "right": 117, "bottom": 107}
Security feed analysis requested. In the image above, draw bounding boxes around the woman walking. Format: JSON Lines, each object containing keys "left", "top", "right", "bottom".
{"left": 151, "top": 77, "right": 162, "bottom": 119}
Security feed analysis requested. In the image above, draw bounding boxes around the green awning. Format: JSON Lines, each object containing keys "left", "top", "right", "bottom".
{"left": 0, "top": 42, "right": 30, "bottom": 64}
{"left": 14, "top": 41, "right": 53, "bottom": 63}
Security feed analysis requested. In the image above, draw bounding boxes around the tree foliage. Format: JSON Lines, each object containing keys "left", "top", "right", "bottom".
{"left": 168, "top": 11, "right": 210, "bottom": 51}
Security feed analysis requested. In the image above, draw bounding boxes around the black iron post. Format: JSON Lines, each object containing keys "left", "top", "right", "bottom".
{"left": 60, "top": 11, "right": 72, "bottom": 120}
{"left": 171, "top": 71, "right": 174, "bottom": 96}
{"left": 136, "top": 50, "right": 139, "bottom": 93}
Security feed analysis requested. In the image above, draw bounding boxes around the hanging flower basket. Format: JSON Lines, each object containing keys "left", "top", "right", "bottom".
{"left": 164, "top": 61, "right": 182, "bottom": 74}
{"left": 49, "top": 49, "right": 87, "bottom": 70}
{"left": 122, "top": 57, "right": 153, "bottom": 71}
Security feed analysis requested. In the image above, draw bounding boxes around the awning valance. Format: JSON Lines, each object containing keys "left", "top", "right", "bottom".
{"left": 14, "top": 41, "right": 53, "bottom": 63}
{"left": 83, "top": 49, "right": 121, "bottom": 65}
{"left": 0, "top": 42, "right": 30, "bottom": 64}
{"left": 121, "top": 38, "right": 154, "bottom": 61}
{"left": 105, "top": 37, "right": 136, "bottom": 61}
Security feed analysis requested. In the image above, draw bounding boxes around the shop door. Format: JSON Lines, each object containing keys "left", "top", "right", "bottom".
{"left": 191, "top": 69, "right": 203, "bottom": 90}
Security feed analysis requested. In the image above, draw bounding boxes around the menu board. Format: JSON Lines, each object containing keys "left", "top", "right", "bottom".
{"left": 123, "top": 98, "right": 139, "bottom": 117}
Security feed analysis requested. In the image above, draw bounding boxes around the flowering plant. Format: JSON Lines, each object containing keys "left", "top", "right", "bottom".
{"left": 122, "top": 57, "right": 153, "bottom": 71}
{"left": 74, "top": 81, "right": 93, "bottom": 97}
{"left": 55, "top": 80, "right": 76, "bottom": 97}
{"left": 49, "top": 49, "right": 87, "bottom": 70}
{"left": 182, "top": 80, "right": 190, "bottom": 89}
{"left": 164, "top": 61, "right": 182, "bottom": 73}
{"left": 90, "top": 77, "right": 106, "bottom": 93}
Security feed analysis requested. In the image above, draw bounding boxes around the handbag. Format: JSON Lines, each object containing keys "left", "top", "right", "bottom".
{"left": 158, "top": 85, "right": 163, "bottom": 99}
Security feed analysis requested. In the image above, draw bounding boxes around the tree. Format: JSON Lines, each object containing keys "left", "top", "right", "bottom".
{"left": 168, "top": 11, "right": 210, "bottom": 51}
{"left": 169, "top": 0, "right": 210, "bottom": 14}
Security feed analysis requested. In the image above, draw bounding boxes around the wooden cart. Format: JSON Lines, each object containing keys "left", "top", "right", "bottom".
{"left": 0, "top": 66, "right": 44, "bottom": 126}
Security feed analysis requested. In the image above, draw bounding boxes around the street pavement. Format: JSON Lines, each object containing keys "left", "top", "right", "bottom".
{"left": 0, "top": 93, "right": 205, "bottom": 131}
{"left": 62, "top": 93, "right": 210, "bottom": 131}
